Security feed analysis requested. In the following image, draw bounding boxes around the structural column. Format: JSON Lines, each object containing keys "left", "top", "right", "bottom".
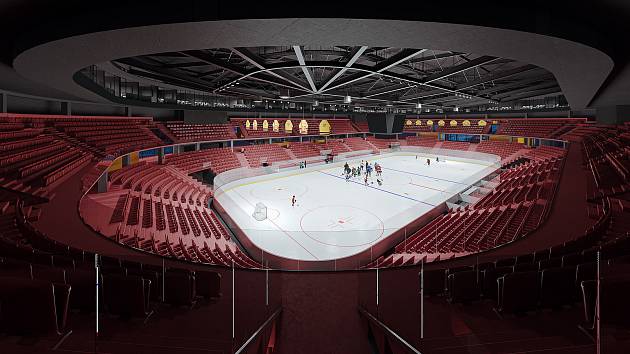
{"left": 61, "top": 101, "right": 72, "bottom": 116}
{"left": 0, "top": 92, "right": 7, "bottom": 113}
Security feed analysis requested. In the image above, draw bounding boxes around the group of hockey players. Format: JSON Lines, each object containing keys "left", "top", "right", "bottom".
{"left": 343, "top": 160, "right": 383, "bottom": 186}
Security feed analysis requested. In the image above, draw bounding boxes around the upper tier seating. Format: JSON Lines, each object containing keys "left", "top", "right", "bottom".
{"left": 0, "top": 123, "right": 95, "bottom": 194}
{"left": 242, "top": 144, "right": 292, "bottom": 167}
{"left": 405, "top": 135, "right": 438, "bottom": 147}
{"left": 165, "top": 148, "right": 242, "bottom": 174}
{"left": 232, "top": 118, "right": 357, "bottom": 138}
{"left": 165, "top": 122, "right": 237, "bottom": 142}
{"left": 366, "top": 136, "right": 399, "bottom": 149}
{"left": 352, "top": 121, "right": 370, "bottom": 132}
{"left": 581, "top": 127, "right": 630, "bottom": 200}
{"left": 475, "top": 140, "right": 527, "bottom": 160}
{"left": 435, "top": 120, "right": 488, "bottom": 134}
{"left": 440, "top": 140, "right": 471, "bottom": 151}
{"left": 344, "top": 137, "right": 376, "bottom": 151}
{"left": 496, "top": 119, "right": 583, "bottom": 138}
{"left": 288, "top": 142, "right": 322, "bottom": 158}
{"left": 317, "top": 139, "right": 351, "bottom": 155}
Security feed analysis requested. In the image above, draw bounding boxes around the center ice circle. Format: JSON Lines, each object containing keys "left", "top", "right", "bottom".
{"left": 299, "top": 205, "right": 385, "bottom": 247}
{"left": 249, "top": 182, "right": 308, "bottom": 201}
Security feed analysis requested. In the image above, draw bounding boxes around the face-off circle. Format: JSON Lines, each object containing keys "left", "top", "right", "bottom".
{"left": 299, "top": 205, "right": 385, "bottom": 247}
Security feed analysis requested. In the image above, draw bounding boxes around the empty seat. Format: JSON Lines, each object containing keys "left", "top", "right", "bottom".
{"left": 580, "top": 275, "right": 630, "bottom": 335}
{"left": 31, "top": 264, "right": 66, "bottom": 283}
{"left": 447, "top": 270, "right": 479, "bottom": 303}
{"left": 66, "top": 269, "right": 97, "bottom": 311}
{"left": 516, "top": 253, "right": 534, "bottom": 264}
{"left": 514, "top": 262, "right": 538, "bottom": 273}
{"left": 482, "top": 266, "right": 513, "bottom": 299}
{"left": 164, "top": 270, "right": 196, "bottom": 306}
{"left": 196, "top": 271, "right": 222, "bottom": 299}
{"left": 538, "top": 257, "right": 562, "bottom": 270}
{"left": 575, "top": 262, "right": 597, "bottom": 287}
{"left": 495, "top": 257, "right": 516, "bottom": 267}
{"left": 540, "top": 267, "right": 575, "bottom": 308}
{"left": 420, "top": 269, "right": 446, "bottom": 295}
{"left": 0, "top": 276, "right": 71, "bottom": 339}
{"left": 103, "top": 274, "right": 152, "bottom": 318}
{"left": 496, "top": 271, "right": 539, "bottom": 314}
{"left": 561, "top": 253, "right": 582, "bottom": 267}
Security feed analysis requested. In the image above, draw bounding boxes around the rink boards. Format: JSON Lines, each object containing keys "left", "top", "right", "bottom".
{"left": 213, "top": 148, "right": 500, "bottom": 270}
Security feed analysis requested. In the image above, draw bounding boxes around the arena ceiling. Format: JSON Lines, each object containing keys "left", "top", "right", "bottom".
{"left": 110, "top": 46, "right": 557, "bottom": 110}
{"left": 1, "top": 1, "right": 629, "bottom": 110}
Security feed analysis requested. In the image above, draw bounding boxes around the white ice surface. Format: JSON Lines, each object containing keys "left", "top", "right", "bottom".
{"left": 215, "top": 152, "right": 496, "bottom": 261}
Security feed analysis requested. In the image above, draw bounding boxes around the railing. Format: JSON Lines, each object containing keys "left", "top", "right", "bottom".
{"left": 234, "top": 307, "right": 282, "bottom": 354}
{"left": 358, "top": 307, "right": 422, "bottom": 354}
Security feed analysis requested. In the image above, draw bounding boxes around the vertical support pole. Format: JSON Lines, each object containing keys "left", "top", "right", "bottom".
{"left": 61, "top": 101, "right": 72, "bottom": 116}
{"left": 162, "top": 258, "right": 165, "bottom": 302}
{"left": 232, "top": 261, "right": 235, "bottom": 347}
{"left": 376, "top": 267, "right": 379, "bottom": 318}
{"left": 265, "top": 266, "right": 269, "bottom": 308}
{"left": 95, "top": 254, "right": 100, "bottom": 338}
{"left": 596, "top": 251, "right": 601, "bottom": 354}
{"left": 420, "top": 258, "right": 424, "bottom": 340}
{"left": 230, "top": 140, "right": 234, "bottom": 151}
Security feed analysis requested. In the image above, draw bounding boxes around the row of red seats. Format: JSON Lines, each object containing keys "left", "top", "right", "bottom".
{"left": 288, "top": 142, "right": 321, "bottom": 158}
{"left": 387, "top": 148, "right": 564, "bottom": 260}
{"left": 582, "top": 127, "right": 630, "bottom": 200}
{"left": 405, "top": 136, "right": 438, "bottom": 147}
{"left": 475, "top": 140, "right": 526, "bottom": 160}
{"left": 440, "top": 140, "right": 471, "bottom": 151}
{"left": 165, "top": 148, "right": 241, "bottom": 174}
{"left": 343, "top": 137, "right": 375, "bottom": 151}
{"left": 166, "top": 122, "right": 237, "bottom": 142}
{"left": 242, "top": 144, "right": 292, "bottom": 167}
{"left": 496, "top": 119, "right": 574, "bottom": 138}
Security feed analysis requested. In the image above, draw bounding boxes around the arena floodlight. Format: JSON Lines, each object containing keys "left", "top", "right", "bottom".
{"left": 415, "top": 102, "right": 422, "bottom": 109}
{"left": 344, "top": 95, "right": 352, "bottom": 104}
{"left": 313, "top": 100, "right": 319, "bottom": 107}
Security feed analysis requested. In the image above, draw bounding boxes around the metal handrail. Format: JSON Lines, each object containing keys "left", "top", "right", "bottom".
{"left": 358, "top": 307, "right": 422, "bottom": 354}
{"left": 234, "top": 307, "right": 282, "bottom": 354}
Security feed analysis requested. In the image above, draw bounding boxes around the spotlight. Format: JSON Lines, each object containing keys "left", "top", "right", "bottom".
{"left": 344, "top": 95, "right": 352, "bottom": 104}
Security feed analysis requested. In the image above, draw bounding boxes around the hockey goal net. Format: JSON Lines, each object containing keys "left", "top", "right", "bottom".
{"left": 252, "top": 202, "right": 268, "bottom": 221}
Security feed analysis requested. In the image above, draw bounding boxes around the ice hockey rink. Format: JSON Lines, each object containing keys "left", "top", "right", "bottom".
{"left": 214, "top": 150, "right": 499, "bottom": 263}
